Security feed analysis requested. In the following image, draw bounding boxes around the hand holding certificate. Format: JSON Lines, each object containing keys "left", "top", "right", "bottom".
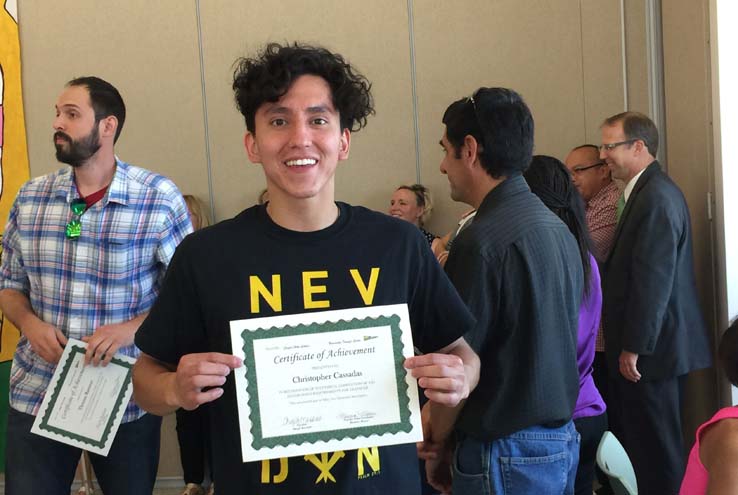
{"left": 31, "top": 338, "right": 134, "bottom": 456}
{"left": 173, "top": 352, "right": 243, "bottom": 410}
{"left": 230, "top": 304, "right": 423, "bottom": 462}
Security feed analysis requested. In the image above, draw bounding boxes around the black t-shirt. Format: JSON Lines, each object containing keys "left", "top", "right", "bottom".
{"left": 136, "top": 202, "right": 475, "bottom": 495}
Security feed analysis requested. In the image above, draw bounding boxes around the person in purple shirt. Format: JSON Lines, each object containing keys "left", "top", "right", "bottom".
{"left": 525, "top": 155, "right": 607, "bottom": 495}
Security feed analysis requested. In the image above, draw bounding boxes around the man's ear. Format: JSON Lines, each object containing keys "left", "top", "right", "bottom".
{"left": 462, "top": 134, "right": 480, "bottom": 165}
{"left": 338, "top": 128, "right": 351, "bottom": 160}
{"left": 100, "top": 116, "right": 117, "bottom": 140}
{"left": 244, "top": 132, "right": 261, "bottom": 163}
{"left": 634, "top": 139, "right": 648, "bottom": 156}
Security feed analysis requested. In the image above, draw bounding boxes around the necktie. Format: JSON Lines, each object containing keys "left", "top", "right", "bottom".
{"left": 616, "top": 193, "right": 626, "bottom": 222}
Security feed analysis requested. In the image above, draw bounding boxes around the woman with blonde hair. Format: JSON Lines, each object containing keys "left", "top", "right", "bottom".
{"left": 388, "top": 184, "right": 439, "bottom": 247}
{"left": 183, "top": 194, "right": 211, "bottom": 231}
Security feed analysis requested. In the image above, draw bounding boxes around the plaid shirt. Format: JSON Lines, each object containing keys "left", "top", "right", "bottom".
{"left": 0, "top": 160, "right": 192, "bottom": 422}
{"left": 586, "top": 180, "right": 620, "bottom": 351}
{"left": 586, "top": 181, "right": 620, "bottom": 264}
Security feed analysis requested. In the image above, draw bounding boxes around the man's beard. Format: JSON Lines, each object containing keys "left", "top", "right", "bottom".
{"left": 54, "top": 125, "right": 101, "bottom": 167}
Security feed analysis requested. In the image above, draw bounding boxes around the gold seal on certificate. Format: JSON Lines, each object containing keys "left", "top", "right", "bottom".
{"left": 230, "top": 304, "right": 422, "bottom": 462}
{"left": 30, "top": 338, "right": 134, "bottom": 456}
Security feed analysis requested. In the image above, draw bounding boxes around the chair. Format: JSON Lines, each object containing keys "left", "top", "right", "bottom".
{"left": 596, "top": 431, "right": 638, "bottom": 495}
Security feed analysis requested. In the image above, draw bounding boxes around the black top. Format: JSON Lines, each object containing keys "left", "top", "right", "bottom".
{"left": 445, "top": 175, "right": 583, "bottom": 440}
{"left": 136, "top": 202, "right": 475, "bottom": 495}
{"left": 419, "top": 228, "right": 437, "bottom": 246}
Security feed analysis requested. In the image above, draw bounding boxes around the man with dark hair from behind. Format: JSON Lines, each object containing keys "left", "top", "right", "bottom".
{"left": 132, "top": 42, "right": 480, "bottom": 495}
{"left": 599, "top": 111, "right": 712, "bottom": 493}
{"left": 430, "top": 88, "right": 583, "bottom": 493}
{"left": 0, "top": 76, "right": 192, "bottom": 494}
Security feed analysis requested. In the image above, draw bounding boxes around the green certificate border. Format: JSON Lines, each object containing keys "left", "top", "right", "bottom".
{"left": 241, "top": 314, "right": 412, "bottom": 450}
{"left": 38, "top": 344, "right": 133, "bottom": 449}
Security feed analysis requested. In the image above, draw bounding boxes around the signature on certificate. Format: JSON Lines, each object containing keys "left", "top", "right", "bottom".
{"left": 338, "top": 411, "right": 377, "bottom": 424}
{"left": 283, "top": 415, "right": 323, "bottom": 427}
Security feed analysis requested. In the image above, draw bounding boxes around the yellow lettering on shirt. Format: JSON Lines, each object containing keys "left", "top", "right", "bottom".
{"left": 250, "top": 275, "right": 282, "bottom": 313}
{"left": 357, "top": 447, "right": 381, "bottom": 478}
{"left": 260, "top": 458, "right": 288, "bottom": 484}
{"left": 349, "top": 268, "right": 380, "bottom": 306}
{"left": 304, "top": 451, "right": 345, "bottom": 483}
{"left": 303, "top": 271, "right": 330, "bottom": 309}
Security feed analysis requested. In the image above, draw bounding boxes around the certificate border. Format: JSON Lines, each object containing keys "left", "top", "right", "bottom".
{"left": 241, "top": 314, "right": 412, "bottom": 450}
{"left": 37, "top": 344, "right": 133, "bottom": 449}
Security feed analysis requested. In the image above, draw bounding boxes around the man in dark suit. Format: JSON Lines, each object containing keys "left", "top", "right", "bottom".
{"left": 599, "top": 111, "right": 712, "bottom": 494}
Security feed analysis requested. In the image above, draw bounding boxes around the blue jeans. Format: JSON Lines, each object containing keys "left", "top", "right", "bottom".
{"left": 5, "top": 407, "right": 161, "bottom": 495}
{"left": 452, "top": 421, "right": 580, "bottom": 495}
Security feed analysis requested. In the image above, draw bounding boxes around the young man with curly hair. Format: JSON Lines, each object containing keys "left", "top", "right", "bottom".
{"left": 132, "top": 43, "right": 479, "bottom": 495}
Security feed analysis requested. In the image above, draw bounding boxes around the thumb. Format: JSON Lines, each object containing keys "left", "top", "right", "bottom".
{"left": 202, "top": 352, "right": 243, "bottom": 369}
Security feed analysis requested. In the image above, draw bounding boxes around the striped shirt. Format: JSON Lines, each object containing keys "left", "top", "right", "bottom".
{"left": 0, "top": 159, "right": 192, "bottom": 422}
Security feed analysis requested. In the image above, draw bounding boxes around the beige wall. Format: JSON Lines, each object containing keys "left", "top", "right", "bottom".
{"left": 17, "top": 0, "right": 647, "bottom": 234}
{"left": 9, "top": 0, "right": 715, "bottom": 484}
{"left": 414, "top": 0, "right": 630, "bottom": 232}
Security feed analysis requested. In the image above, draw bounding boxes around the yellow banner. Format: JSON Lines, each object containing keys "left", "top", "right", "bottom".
{"left": 1, "top": 0, "right": 30, "bottom": 362}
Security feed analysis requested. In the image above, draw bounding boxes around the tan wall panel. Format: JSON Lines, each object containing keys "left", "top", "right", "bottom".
{"left": 412, "top": 0, "right": 593, "bottom": 233}
{"left": 159, "top": 413, "right": 183, "bottom": 481}
{"left": 662, "top": 0, "right": 718, "bottom": 441}
{"left": 198, "top": 0, "right": 416, "bottom": 220}
{"left": 580, "top": 0, "right": 626, "bottom": 145}
{"left": 17, "top": 1, "right": 208, "bottom": 204}
{"left": 625, "top": 0, "right": 650, "bottom": 114}
{"left": 16, "top": 0, "right": 206, "bottom": 479}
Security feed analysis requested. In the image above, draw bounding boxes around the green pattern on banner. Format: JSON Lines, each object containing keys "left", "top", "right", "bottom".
{"left": 2, "top": 0, "right": 33, "bottom": 475}
{"left": 0, "top": 361, "right": 11, "bottom": 470}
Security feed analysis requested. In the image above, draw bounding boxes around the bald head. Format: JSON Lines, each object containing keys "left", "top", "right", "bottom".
{"left": 564, "top": 145, "right": 611, "bottom": 202}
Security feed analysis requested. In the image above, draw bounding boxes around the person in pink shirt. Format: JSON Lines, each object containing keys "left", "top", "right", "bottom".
{"left": 680, "top": 318, "right": 738, "bottom": 493}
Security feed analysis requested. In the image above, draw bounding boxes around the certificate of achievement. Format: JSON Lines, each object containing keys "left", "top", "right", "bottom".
{"left": 230, "top": 304, "right": 422, "bottom": 462}
{"left": 31, "top": 338, "right": 134, "bottom": 456}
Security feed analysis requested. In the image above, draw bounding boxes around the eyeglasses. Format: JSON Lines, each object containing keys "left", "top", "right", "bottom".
{"left": 572, "top": 162, "right": 606, "bottom": 174}
{"left": 65, "top": 199, "right": 86, "bottom": 239}
{"left": 599, "top": 139, "right": 637, "bottom": 151}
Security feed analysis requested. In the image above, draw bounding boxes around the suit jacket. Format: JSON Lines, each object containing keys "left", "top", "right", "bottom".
{"left": 602, "top": 161, "right": 712, "bottom": 381}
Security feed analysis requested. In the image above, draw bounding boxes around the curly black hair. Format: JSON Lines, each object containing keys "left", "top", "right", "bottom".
{"left": 719, "top": 319, "right": 738, "bottom": 388}
{"left": 524, "top": 155, "right": 593, "bottom": 293}
{"left": 233, "top": 42, "right": 375, "bottom": 134}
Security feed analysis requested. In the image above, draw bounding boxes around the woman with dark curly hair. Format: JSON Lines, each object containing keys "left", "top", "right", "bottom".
{"left": 524, "top": 155, "right": 607, "bottom": 495}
